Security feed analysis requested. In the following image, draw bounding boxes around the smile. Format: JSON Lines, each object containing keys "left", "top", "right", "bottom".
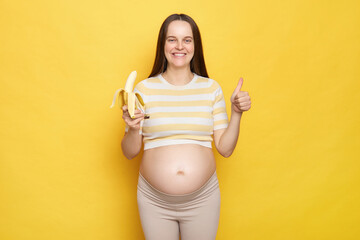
{"left": 172, "top": 53, "right": 186, "bottom": 57}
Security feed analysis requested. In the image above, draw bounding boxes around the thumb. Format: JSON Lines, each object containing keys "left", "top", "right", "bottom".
{"left": 231, "top": 78, "right": 243, "bottom": 101}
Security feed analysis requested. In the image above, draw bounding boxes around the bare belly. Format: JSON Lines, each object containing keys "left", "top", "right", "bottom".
{"left": 139, "top": 144, "right": 216, "bottom": 195}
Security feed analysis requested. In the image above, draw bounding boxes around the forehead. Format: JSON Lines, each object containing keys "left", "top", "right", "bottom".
{"left": 166, "top": 20, "right": 193, "bottom": 37}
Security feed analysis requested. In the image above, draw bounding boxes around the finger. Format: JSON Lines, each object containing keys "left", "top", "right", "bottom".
{"left": 133, "top": 109, "right": 143, "bottom": 114}
{"left": 236, "top": 77, "right": 243, "bottom": 91}
{"left": 124, "top": 109, "right": 144, "bottom": 119}
{"left": 122, "top": 109, "right": 130, "bottom": 117}
{"left": 123, "top": 107, "right": 142, "bottom": 115}
{"left": 240, "top": 104, "right": 251, "bottom": 111}
{"left": 122, "top": 106, "right": 144, "bottom": 118}
{"left": 233, "top": 103, "right": 249, "bottom": 111}
{"left": 127, "top": 109, "right": 144, "bottom": 118}
{"left": 231, "top": 78, "right": 244, "bottom": 102}
{"left": 235, "top": 95, "right": 251, "bottom": 103}
{"left": 131, "top": 112, "right": 145, "bottom": 119}
{"left": 237, "top": 91, "right": 249, "bottom": 97}
{"left": 122, "top": 112, "right": 129, "bottom": 120}
{"left": 239, "top": 101, "right": 251, "bottom": 108}
{"left": 128, "top": 116, "right": 144, "bottom": 127}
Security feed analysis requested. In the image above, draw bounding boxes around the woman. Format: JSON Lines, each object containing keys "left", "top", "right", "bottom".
{"left": 121, "top": 14, "right": 251, "bottom": 240}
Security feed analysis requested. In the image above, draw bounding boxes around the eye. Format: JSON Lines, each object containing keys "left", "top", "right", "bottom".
{"left": 185, "top": 39, "right": 192, "bottom": 43}
{"left": 167, "top": 38, "right": 176, "bottom": 42}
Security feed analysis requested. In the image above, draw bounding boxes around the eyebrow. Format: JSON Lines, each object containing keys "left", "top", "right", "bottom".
{"left": 166, "top": 36, "right": 193, "bottom": 39}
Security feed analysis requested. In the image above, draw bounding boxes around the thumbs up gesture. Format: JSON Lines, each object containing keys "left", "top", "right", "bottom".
{"left": 230, "top": 78, "right": 251, "bottom": 113}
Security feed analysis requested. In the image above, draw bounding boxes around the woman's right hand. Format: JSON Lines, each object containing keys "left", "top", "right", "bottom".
{"left": 122, "top": 105, "right": 145, "bottom": 131}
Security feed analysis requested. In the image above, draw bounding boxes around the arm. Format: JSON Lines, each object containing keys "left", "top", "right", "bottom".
{"left": 213, "top": 78, "right": 251, "bottom": 158}
{"left": 121, "top": 105, "right": 144, "bottom": 160}
{"left": 213, "top": 110, "right": 242, "bottom": 158}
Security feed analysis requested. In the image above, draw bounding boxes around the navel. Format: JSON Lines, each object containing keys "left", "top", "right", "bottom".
{"left": 176, "top": 170, "right": 185, "bottom": 175}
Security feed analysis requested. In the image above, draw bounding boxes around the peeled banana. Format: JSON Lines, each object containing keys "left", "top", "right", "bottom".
{"left": 110, "top": 71, "right": 145, "bottom": 118}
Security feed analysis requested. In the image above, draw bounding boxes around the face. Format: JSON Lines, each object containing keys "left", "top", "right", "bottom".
{"left": 164, "top": 20, "right": 194, "bottom": 70}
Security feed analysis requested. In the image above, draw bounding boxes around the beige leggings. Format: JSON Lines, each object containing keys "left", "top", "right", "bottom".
{"left": 137, "top": 171, "right": 220, "bottom": 240}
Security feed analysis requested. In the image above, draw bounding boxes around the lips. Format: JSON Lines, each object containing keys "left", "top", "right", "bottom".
{"left": 172, "top": 53, "right": 186, "bottom": 57}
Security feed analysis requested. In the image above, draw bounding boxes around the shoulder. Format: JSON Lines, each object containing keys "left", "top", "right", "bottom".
{"left": 135, "top": 76, "right": 161, "bottom": 86}
{"left": 196, "top": 75, "right": 221, "bottom": 85}
{"left": 134, "top": 75, "right": 163, "bottom": 93}
{"left": 194, "top": 75, "right": 223, "bottom": 93}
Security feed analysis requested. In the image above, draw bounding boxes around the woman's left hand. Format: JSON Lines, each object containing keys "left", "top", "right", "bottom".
{"left": 230, "top": 78, "right": 251, "bottom": 113}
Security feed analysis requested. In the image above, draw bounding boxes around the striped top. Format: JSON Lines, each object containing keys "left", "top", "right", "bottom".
{"left": 126, "top": 73, "right": 229, "bottom": 150}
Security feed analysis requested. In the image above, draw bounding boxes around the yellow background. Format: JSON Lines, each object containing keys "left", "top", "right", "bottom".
{"left": 1, "top": 0, "right": 359, "bottom": 239}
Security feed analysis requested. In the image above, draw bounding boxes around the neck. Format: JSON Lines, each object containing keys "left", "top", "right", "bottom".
{"left": 163, "top": 67, "right": 194, "bottom": 86}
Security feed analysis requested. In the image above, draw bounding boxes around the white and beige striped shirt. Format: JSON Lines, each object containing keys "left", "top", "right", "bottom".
{"left": 127, "top": 73, "right": 229, "bottom": 150}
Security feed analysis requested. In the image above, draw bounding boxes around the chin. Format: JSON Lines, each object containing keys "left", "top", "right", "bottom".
{"left": 170, "top": 61, "right": 191, "bottom": 68}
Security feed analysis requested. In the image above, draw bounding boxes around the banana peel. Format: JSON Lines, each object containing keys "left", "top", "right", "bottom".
{"left": 110, "top": 71, "right": 145, "bottom": 118}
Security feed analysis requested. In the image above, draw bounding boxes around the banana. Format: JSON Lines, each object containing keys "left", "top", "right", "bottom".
{"left": 110, "top": 71, "right": 145, "bottom": 118}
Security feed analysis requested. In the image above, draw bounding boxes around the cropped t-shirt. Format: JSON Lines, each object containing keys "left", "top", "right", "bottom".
{"left": 126, "top": 74, "right": 229, "bottom": 150}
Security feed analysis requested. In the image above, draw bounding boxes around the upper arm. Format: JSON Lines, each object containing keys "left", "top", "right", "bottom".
{"left": 212, "top": 81, "right": 229, "bottom": 151}
{"left": 212, "top": 81, "right": 228, "bottom": 130}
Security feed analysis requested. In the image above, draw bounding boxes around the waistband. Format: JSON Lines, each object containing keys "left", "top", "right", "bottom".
{"left": 137, "top": 171, "right": 219, "bottom": 204}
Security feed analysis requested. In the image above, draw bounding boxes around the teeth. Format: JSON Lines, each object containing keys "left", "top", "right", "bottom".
{"left": 174, "top": 53, "right": 185, "bottom": 56}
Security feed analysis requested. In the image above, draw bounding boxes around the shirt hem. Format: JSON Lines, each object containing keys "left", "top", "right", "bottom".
{"left": 144, "top": 139, "right": 212, "bottom": 150}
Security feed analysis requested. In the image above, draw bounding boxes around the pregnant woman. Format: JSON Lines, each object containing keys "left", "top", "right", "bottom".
{"left": 121, "top": 13, "right": 251, "bottom": 240}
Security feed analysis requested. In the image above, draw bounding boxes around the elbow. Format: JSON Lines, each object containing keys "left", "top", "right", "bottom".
{"left": 221, "top": 151, "right": 233, "bottom": 158}
{"left": 124, "top": 152, "right": 135, "bottom": 160}
{"left": 122, "top": 147, "right": 141, "bottom": 160}
{"left": 121, "top": 142, "right": 141, "bottom": 160}
{"left": 218, "top": 149, "right": 234, "bottom": 158}
{"left": 216, "top": 143, "right": 234, "bottom": 158}
{"left": 123, "top": 149, "right": 140, "bottom": 160}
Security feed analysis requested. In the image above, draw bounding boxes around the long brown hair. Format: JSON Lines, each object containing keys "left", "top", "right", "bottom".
{"left": 148, "top": 14, "right": 209, "bottom": 78}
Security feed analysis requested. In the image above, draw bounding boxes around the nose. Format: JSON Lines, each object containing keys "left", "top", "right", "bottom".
{"left": 176, "top": 41, "right": 183, "bottom": 50}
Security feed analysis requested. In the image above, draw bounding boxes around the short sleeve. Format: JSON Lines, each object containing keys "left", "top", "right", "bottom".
{"left": 213, "top": 83, "right": 229, "bottom": 130}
